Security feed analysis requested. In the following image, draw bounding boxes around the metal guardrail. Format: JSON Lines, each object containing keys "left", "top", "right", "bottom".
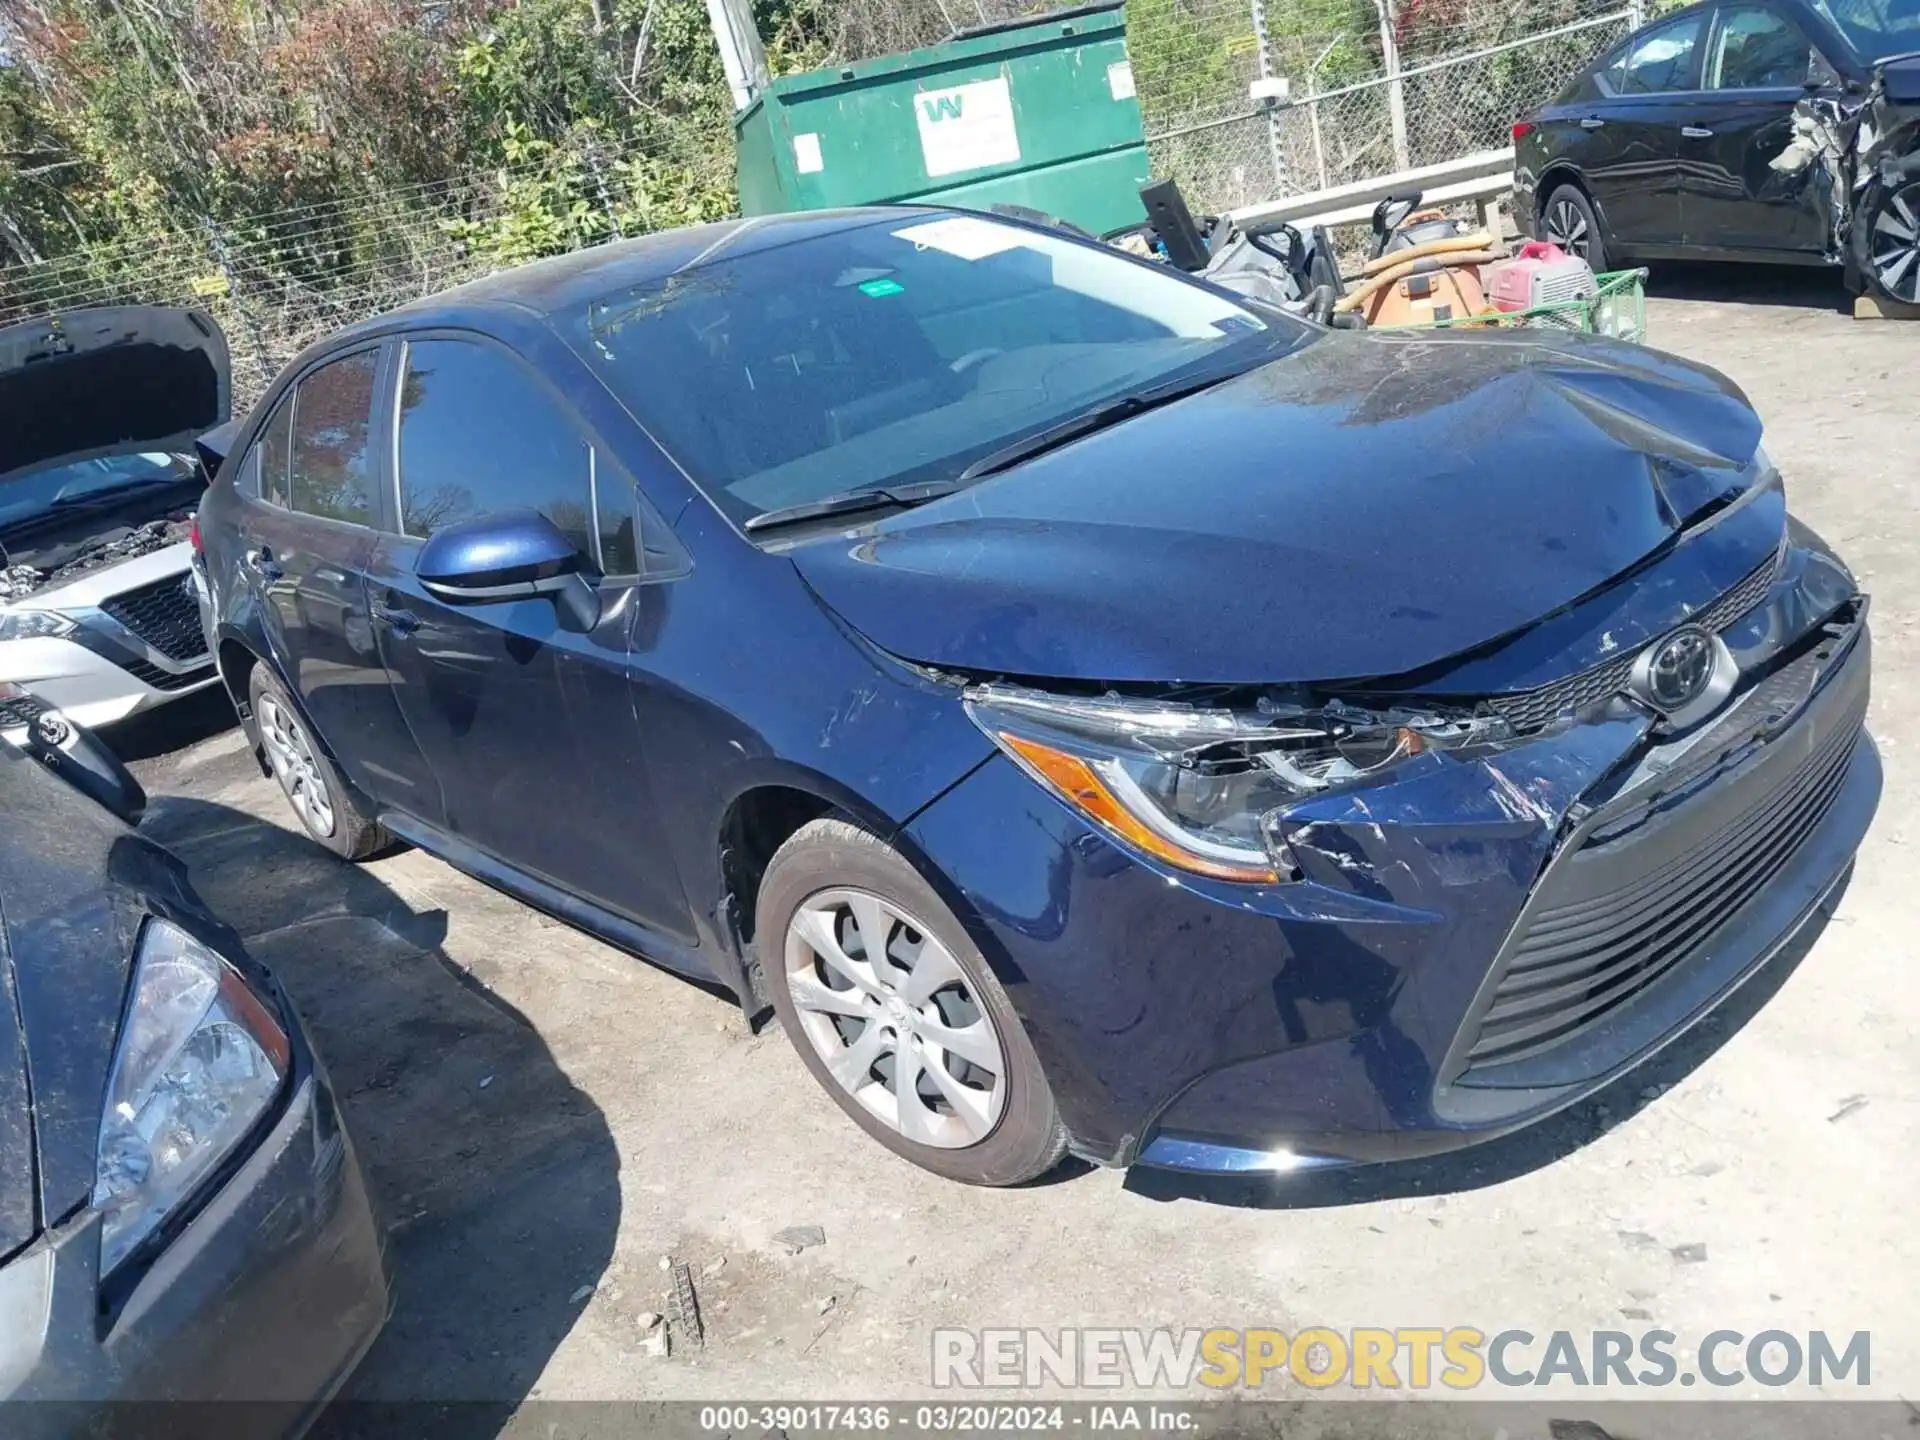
{"left": 1223, "top": 146, "right": 1517, "bottom": 233}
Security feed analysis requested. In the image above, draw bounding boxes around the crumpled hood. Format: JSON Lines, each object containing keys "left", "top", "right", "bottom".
{"left": 0, "top": 307, "right": 229, "bottom": 485}
{"left": 790, "top": 329, "right": 1767, "bottom": 686}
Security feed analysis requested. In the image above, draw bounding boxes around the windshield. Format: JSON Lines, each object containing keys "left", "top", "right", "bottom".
{"left": 567, "top": 213, "right": 1312, "bottom": 527}
{"left": 0, "top": 451, "right": 197, "bottom": 534}
{"left": 1811, "top": 0, "right": 1920, "bottom": 59}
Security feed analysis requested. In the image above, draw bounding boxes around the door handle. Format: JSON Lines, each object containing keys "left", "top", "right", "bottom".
{"left": 245, "top": 547, "right": 284, "bottom": 582}
{"left": 371, "top": 599, "right": 420, "bottom": 636}
{"left": 1579, "top": 116, "right": 1606, "bottom": 129}
{"left": 1681, "top": 125, "right": 1714, "bottom": 138}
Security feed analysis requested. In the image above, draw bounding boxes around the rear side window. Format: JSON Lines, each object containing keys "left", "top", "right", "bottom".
{"left": 1604, "top": 15, "right": 1704, "bottom": 94}
{"left": 395, "top": 338, "right": 635, "bottom": 574}
{"left": 1709, "top": 6, "right": 1819, "bottom": 87}
{"left": 256, "top": 397, "right": 294, "bottom": 508}
{"left": 288, "top": 350, "right": 378, "bottom": 524}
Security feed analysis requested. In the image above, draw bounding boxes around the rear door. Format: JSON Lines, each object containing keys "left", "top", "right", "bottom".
{"left": 1678, "top": 3, "right": 1839, "bottom": 253}
{"left": 1573, "top": 12, "right": 1710, "bottom": 247}
{"left": 365, "top": 333, "right": 693, "bottom": 934}
{"left": 235, "top": 346, "right": 439, "bottom": 817}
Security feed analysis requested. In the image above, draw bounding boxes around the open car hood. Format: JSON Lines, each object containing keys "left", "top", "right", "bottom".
{"left": 789, "top": 329, "right": 1771, "bottom": 687}
{"left": 0, "top": 307, "right": 230, "bottom": 485}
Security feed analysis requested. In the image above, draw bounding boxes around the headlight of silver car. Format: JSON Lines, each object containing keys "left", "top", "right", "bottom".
{"left": 93, "top": 919, "right": 289, "bottom": 1277}
{"left": 965, "top": 684, "right": 1512, "bottom": 884}
{"left": 0, "top": 609, "right": 73, "bottom": 643}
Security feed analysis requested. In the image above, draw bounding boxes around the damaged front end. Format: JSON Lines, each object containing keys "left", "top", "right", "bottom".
{"left": 1778, "top": 52, "right": 1920, "bottom": 300}
{"left": 907, "top": 525, "right": 1877, "bottom": 1171}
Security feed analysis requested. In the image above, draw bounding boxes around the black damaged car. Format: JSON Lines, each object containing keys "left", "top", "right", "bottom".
{"left": 0, "top": 690, "right": 386, "bottom": 1425}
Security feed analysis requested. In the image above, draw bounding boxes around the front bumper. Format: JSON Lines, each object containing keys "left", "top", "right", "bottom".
{"left": 905, "top": 582, "right": 1876, "bottom": 1173}
{"left": 0, "top": 1068, "right": 387, "bottom": 1426}
{"left": 0, "top": 629, "right": 218, "bottom": 732}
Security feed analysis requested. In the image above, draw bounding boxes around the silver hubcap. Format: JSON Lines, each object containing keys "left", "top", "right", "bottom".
{"left": 1547, "top": 198, "right": 1590, "bottom": 258}
{"left": 257, "top": 694, "right": 336, "bottom": 838}
{"left": 784, "top": 889, "right": 1007, "bottom": 1149}
{"left": 1869, "top": 184, "right": 1920, "bottom": 304}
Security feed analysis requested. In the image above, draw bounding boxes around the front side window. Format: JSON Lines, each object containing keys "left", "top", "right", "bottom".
{"left": 288, "top": 350, "right": 378, "bottom": 524}
{"left": 1710, "top": 7, "right": 1819, "bottom": 87}
{"left": 394, "top": 338, "right": 634, "bottom": 572}
{"left": 1605, "top": 16, "right": 1705, "bottom": 94}
{"left": 566, "top": 213, "right": 1310, "bottom": 528}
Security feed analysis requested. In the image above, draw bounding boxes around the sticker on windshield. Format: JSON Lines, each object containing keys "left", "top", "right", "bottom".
{"left": 892, "top": 216, "right": 1031, "bottom": 261}
{"left": 858, "top": 277, "right": 905, "bottom": 297}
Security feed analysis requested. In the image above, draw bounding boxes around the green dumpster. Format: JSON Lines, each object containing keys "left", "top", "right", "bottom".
{"left": 735, "top": 2, "right": 1150, "bottom": 236}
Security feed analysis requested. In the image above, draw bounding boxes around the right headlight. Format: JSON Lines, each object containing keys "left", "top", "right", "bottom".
{"left": 965, "top": 683, "right": 1512, "bottom": 884}
{"left": 0, "top": 609, "right": 73, "bottom": 643}
{"left": 93, "top": 919, "right": 289, "bottom": 1277}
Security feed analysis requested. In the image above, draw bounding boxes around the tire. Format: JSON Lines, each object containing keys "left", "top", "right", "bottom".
{"left": 757, "top": 817, "right": 1067, "bottom": 1186}
{"left": 249, "top": 664, "right": 390, "bottom": 861}
{"left": 1857, "top": 177, "right": 1920, "bottom": 306}
{"left": 1541, "top": 183, "right": 1609, "bottom": 272}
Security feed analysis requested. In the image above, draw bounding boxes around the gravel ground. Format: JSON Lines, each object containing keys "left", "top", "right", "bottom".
{"left": 118, "top": 262, "right": 1917, "bottom": 1434}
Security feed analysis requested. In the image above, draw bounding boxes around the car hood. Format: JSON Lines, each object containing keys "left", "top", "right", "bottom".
{"left": 790, "top": 329, "right": 1767, "bottom": 686}
{"left": 0, "top": 744, "right": 167, "bottom": 1262}
{"left": 0, "top": 307, "right": 230, "bottom": 486}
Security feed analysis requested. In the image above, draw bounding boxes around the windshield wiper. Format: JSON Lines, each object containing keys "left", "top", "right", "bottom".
{"left": 956, "top": 366, "right": 1253, "bottom": 484}
{"left": 743, "top": 477, "right": 963, "bottom": 534}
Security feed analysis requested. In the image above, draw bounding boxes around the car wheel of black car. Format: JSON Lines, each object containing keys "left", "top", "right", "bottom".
{"left": 1860, "top": 178, "right": 1920, "bottom": 305}
{"left": 758, "top": 817, "right": 1067, "bottom": 1185}
{"left": 1542, "top": 184, "right": 1609, "bottom": 272}
{"left": 249, "top": 664, "right": 390, "bottom": 860}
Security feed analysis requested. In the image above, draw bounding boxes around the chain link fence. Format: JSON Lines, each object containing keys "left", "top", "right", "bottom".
{"left": 0, "top": 0, "right": 1649, "bottom": 406}
{"left": 1129, "top": 0, "right": 1640, "bottom": 213}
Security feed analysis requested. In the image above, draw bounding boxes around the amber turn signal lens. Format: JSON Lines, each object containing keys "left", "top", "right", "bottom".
{"left": 999, "top": 733, "right": 1281, "bottom": 885}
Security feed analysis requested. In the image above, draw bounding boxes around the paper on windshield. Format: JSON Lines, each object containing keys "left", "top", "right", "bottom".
{"left": 891, "top": 216, "right": 1034, "bottom": 262}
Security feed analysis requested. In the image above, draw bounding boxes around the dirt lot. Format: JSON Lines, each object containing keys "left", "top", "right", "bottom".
{"left": 121, "top": 263, "right": 1916, "bottom": 1430}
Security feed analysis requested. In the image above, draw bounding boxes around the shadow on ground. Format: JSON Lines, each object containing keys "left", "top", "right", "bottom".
{"left": 138, "top": 794, "right": 620, "bottom": 1436}
{"left": 105, "top": 686, "right": 238, "bottom": 764}
{"left": 1643, "top": 259, "right": 1851, "bottom": 311}
{"left": 1126, "top": 869, "right": 1850, "bottom": 1210}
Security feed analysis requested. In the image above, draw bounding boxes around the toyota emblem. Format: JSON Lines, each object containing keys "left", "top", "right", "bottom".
{"left": 1629, "top": 623, "right": 1734, "bottom": 726}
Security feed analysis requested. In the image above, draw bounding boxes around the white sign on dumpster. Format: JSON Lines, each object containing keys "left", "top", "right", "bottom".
{"left": 915, "top": 76, "right": 1021, "bottom": 178}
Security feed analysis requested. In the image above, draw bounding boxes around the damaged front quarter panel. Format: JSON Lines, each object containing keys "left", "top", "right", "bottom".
{"left": 1782, "top": 55, "right": 1920, "bottom": 289}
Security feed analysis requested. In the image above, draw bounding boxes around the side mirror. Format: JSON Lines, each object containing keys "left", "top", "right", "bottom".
{"left": 416, "top": 511, "right": 602, "bottom": 633}
{"left": 17, "top": 706, "right": 148, "bottom": 826}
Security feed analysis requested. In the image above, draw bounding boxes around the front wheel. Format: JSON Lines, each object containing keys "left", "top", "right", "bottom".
{"left": 1860, "top": 178, "right": 1920, "bottom": 305}
{"left": 758, "top": 817, "right": 1067, "bottom": 1186}
{"left": 1542, "top": 184, "right": 1609, "bottom": 272}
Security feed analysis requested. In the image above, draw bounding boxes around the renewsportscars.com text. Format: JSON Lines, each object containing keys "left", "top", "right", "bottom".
{"left": 931, "top": 1327, "right": 1871, "bottom": 1391}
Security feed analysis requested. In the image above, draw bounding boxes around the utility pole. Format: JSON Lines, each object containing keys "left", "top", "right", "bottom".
{"left": 1249, "top": 0, "right": 1289, "bottom": 197}
{"left": 1374, "top": 0, "right": 1411, "bottom": 172}
{"left": 704, "top": 0, "right": 771, "bottom": 113}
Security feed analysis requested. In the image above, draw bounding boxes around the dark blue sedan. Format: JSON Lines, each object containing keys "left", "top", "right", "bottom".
{"left": 193, "top": 207, "right": 1877, "bottom": 1184}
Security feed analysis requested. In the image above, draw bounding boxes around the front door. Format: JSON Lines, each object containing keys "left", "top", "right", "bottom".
{"left": 367, "top": 334, "right": 694, "bottom": 936}
{"left": 1577, "top": 12, "right": 1711, "bottom": 247}
{"left": 235, "top": 345, "right": 439, "bottom": 819}
{"left": 1679, "top": 4, "right": 1839, "bottom": 253}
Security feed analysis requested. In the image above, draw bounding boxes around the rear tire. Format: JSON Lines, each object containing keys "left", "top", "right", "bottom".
{"left": 249, "top": 664, "right": 390, "bottom": 861}
{"left": 1542, "top": 183, "right": 1609, "bottom": 272}
{"left": 758, "top": 817, "right": 1067, "bottom": 1186}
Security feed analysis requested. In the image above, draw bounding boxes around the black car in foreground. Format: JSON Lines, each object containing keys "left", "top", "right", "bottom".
{"left": 1513, "top": 0, "right": 1920, "bottom": 301}
{"left": 0, "top": 689, "right": 386, "bottom": 1424}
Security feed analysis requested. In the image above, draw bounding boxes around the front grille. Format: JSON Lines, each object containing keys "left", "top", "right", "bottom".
{"left": 120, "top": 654, "right": 215, "bottom": 691}
{"left": 0, "top": 689, "right": 48, "bottom": 729}
{"left": 1481, "top": 556, "right": 1779, "bottom": 734}
{"left": 1461, "top": 677, "right": 1863, "bottom": 1071}
{"left": 99, "top": 573, "right": 208, "bottom": 664}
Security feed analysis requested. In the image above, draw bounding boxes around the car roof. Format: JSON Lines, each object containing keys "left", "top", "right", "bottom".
{"left": 400, "top": 205, "right": 944, "bottom": 320}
